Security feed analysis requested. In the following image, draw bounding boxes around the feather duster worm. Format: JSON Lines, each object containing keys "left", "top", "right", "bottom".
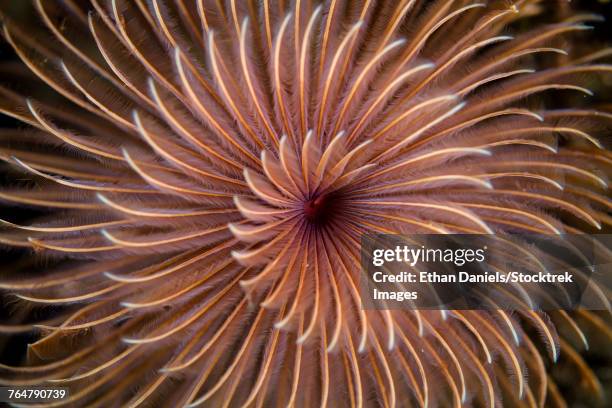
{"left": 0, "top": 0, "right": 610, "bottom": 407}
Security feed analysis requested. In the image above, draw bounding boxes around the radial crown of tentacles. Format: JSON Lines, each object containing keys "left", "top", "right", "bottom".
{"left": 0, "top": 0, "right": 610, "bottom": 407}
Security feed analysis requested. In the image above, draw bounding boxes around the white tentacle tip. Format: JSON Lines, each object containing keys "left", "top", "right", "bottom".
{"left": 25, "top": 98, "right": 36, "bottom": 111}
{"left": 58, "top": 59, "right": 69, "bottom": 73}
{"left": 173, "top": 46, "right": 183, "bottom": 60}
{"left": 9, "top": 155, "right": 22, "bottom": 166}
{"left": 146, "top": 75, "right": 157, "bottom": 89}
{"left": 103, "top": 271, "right": 121, "bottom": 281}
{"left": 392, "top": 38, "right": 407, "bottom": 47}
{"left": 46, "top": 378, "right": 66, "bottom": 384}
{"left": 552, "top": 349, "right": 560, "bottom": 363}
{"left": 227, "top": 223, "right": 242, "bottom": 238}
{"left": 552, "top": 181, "right": 564, "bottom": 191}
{"left": 100, "top": 229, "right": 113, "bottom": 241}
{"left": 273, "top": 320, "right": 287, "bottom": 330}
{"left": 326, "top": 341, "right": 338, "bottom": 353}
{"left": 120, "top": 147, "right": 132, "bottom": 161}
{"left": 477, "top": 178, "right": 494, "bottom": 189}
{"left": 131, "top": 109, "right": 141, "bottom": 124}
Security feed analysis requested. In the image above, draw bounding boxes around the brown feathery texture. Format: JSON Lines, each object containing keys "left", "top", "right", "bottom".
{"left": 0, "top": 0, "right": 610, "bottom": 407}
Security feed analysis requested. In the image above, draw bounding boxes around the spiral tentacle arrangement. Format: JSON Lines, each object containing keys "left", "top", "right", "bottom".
{"left": 0, "top": 1, "right": 610, "bottom": 407}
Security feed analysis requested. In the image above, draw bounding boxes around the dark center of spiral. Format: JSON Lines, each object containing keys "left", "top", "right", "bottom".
{"left": 303, "top": 193, "right": 334, "bottom": 224}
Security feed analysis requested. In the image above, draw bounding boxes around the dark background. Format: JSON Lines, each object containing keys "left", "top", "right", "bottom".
{"left": 0, "top": 1, "right": 610, "bottom": 407}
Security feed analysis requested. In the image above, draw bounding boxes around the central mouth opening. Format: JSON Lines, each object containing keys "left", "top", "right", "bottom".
{"left": 303, "top": 193, "right": 335, "bottom": 224}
